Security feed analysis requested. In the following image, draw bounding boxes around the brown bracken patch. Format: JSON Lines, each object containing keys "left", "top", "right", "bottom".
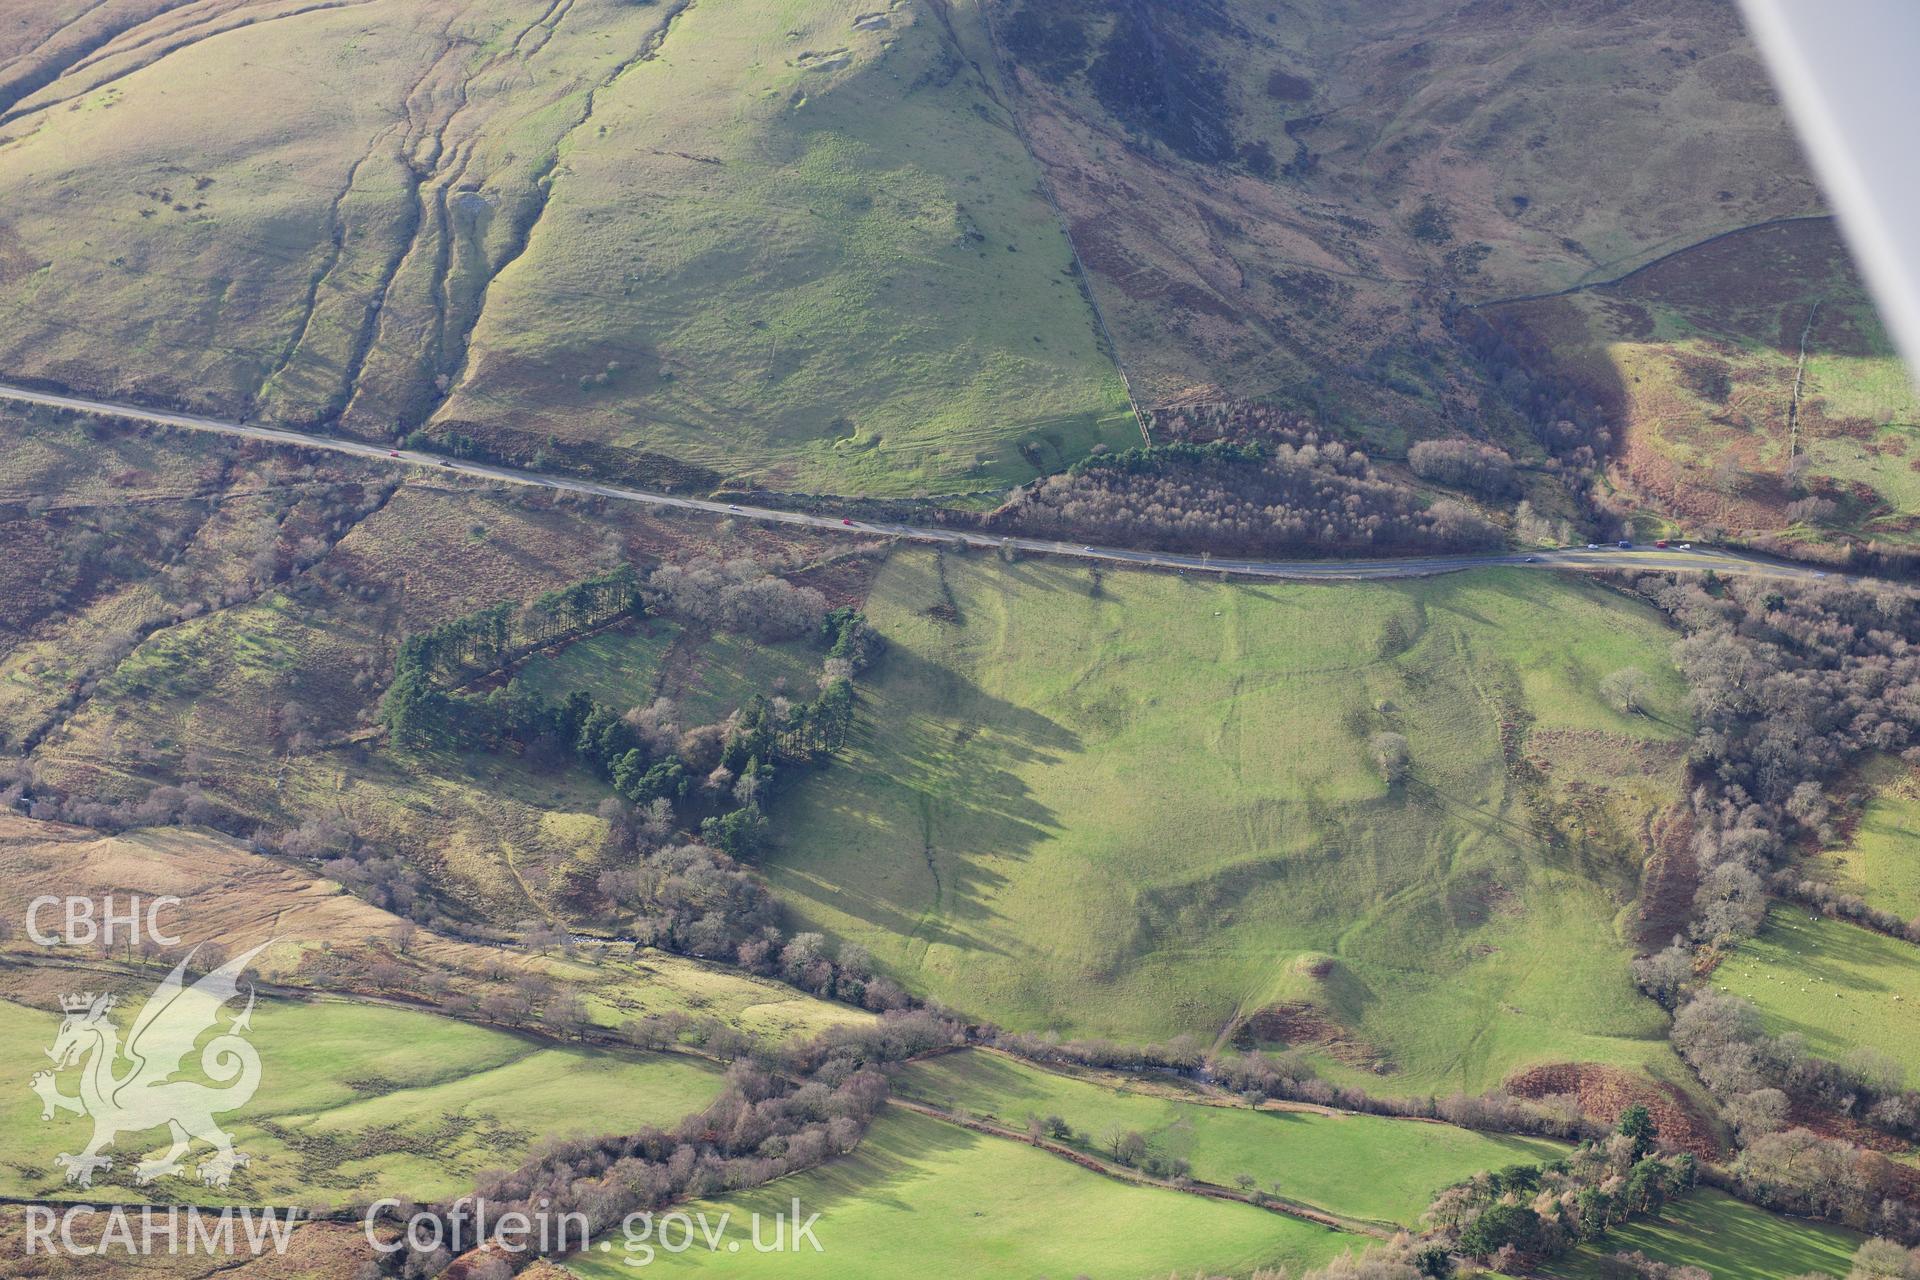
{"left": 1265, "top": 69, "right": 1313, "bottom": 102}
{"left": 1231, "top": 1002, "right": 1394, "bottom": 1074}
{"left": 1505, "top": 1062, "right": 1721, "bottom": 1158}
{"left": 1636, "top": 807, "right": 1700, "bottom": 949}
{"left": 0, "top": 222, "right": 34, "bottom": 286}
{"left": 1785, "top": 1098, "right": 1910, "bottom": 1154}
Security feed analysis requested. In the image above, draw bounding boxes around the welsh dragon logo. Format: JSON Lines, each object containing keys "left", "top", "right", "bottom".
{"left": 30, "top": 942, "right": 270, "bottom": 1189}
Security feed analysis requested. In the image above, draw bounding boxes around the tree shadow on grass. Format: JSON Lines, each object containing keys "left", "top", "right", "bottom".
{"left": 726, "top": 1105, "right": 989, "bottom": 1221}
{"left": 1755, "top": 913, "right": 1911, "bottom": 998}
{"left": 765, "top": 647, "right": 1082, "bottom": 956}
{"left": 1580, "top": 1188, "right": 1859, "bottom": 1280}
{"left": 892, "top": 1050, "right": 1061, "bottom": 1126}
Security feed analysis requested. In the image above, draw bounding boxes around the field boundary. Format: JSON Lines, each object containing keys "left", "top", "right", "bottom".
{"left": 1464, "top": 215, "right": 1836, "bottom": 311}
{"left": 0, "top": 952, "right": 747, "bottom": 1075}
{"left": 888, "top": 1096, "right": 1386, "bottom": 1237}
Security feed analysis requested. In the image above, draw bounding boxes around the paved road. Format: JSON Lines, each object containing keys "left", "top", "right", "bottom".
{"left": 0, "top": 380, "right": 1859, "bottom": 586}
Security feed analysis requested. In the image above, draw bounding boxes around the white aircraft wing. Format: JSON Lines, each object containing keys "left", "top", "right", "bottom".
{"left": 1738, "top": 0, "right": 1920, "bottom": 378}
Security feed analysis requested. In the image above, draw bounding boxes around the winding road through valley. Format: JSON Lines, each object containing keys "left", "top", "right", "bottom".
{"left": 0, "top": 380, "right": 1866, "bottom": 587}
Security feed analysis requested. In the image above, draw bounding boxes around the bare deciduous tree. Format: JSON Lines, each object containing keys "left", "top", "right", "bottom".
{"left": 1369, "top": 732, "right": 1411, "bottom": 784}
{"left": 1599, "top": 666, "right": 1652, "bottom": 715}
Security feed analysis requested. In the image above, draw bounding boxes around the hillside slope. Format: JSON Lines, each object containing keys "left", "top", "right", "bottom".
{"left": 0, "top": 0, "right": 1131, "bottom": 495}
{"left": 985, "top": 0, "right": 1823, "bottom": 451}
{"left": 766, "top": 550, "right": 1696, "bottom": 1094}
{"left": 2, "top": 0, "right": 1891, "bottom": 531}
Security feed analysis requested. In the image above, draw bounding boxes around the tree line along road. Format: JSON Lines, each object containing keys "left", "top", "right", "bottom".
{"left": 0, "top": 379, "right": 1878, "bottom": 589}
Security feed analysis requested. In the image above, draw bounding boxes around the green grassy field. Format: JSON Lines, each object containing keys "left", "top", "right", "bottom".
{"left": 664, "top": 630, "right": 830, "bottom": 723}
{"left": 1809, "top": 757, "right": 1920, "bottom": 920}
{"left": 513, "top": 620, "right": 684, "bottom": 709}
{"left": 564, "top": 944, "right": 873, "bottom": 1045}
{"left": 0, "top": 996, "right": 722, "bottom": 1206}
{"left": 514, "top": 620, "right": 825, "bottom": 724}
{"left": 1712, "top": 905, "right": 1920, "bottom": 1085}
{"left": 766, "top": 551, "right": 1692, "bottom": 1093}
{"left": 895, "top": 1049, "right": 1565, "bottom": 1227}
{"left": 566, "top": 1105, "right": 1356, "bottom": 1279}
{"left": 1542, "top": 1188, "right": 1863, "bottom": 1280}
